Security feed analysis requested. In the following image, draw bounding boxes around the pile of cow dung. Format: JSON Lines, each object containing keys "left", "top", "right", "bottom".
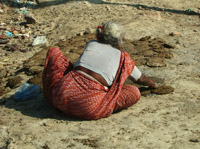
{"left": 122, "top": 36, "right": 174, "bottom": 67}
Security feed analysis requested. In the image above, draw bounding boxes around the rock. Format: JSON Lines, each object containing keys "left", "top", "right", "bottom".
{"left": 24, "top": 14, "right": 36, "bottom": 24}
{"left": 189, "top": 139, "right": 199, "bottom": 143}
{"left": 163, "top": 43, "right": 175, "bottom": 49}
{"left": 169, "top": 31, "right": 179, "bottom": 36}
{"left": 106, "top": 6, "right": 111, "bottom": 11}
{"left": 0, "top": 9, "right": 3, "bottom": 13}
{"left": 7, "top": 76, "right": 22, "bottom": 89}
{"left": 138, "top": 6, "right": 142, "bottom": 10}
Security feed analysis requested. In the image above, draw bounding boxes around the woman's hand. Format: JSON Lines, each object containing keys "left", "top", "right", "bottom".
{"left": 130, "top": 74, "right": 157, "bottom": 88}
{"left": 148, "top": 79, "right": 157, "bottom": 89}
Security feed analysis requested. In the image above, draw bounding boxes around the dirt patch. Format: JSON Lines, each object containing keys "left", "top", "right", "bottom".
{"left": 73, "top": 137, "right": 98, "bottom": 148}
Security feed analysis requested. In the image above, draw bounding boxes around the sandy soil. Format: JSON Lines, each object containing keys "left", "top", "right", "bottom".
{"left": 0, "top": 0, "right": 200, "bottom": 148}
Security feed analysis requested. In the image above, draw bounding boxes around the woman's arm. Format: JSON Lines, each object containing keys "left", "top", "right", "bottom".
{"left": 129, "top": 65, "right": 156, "bottom": 88}
{"left": 129, "top": 73, "right": 156, "bottom": 88}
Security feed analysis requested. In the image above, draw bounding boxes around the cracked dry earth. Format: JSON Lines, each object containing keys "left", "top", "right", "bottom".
{"left": 0, "top": 0, "right": 200, "bottom": 148}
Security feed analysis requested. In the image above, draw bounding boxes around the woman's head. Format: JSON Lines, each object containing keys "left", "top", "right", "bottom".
{"left": 96, "top": 21, "right": 125, "bottom": 47}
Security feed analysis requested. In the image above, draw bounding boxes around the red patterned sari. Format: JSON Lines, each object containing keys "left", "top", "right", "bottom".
{"left": 43, "top": 47, "right": 141, "bottom": 120}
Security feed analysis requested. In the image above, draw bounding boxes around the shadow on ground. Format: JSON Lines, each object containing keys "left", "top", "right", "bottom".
{"left": 1, "top": 93, "right": 85, "bottom": 121}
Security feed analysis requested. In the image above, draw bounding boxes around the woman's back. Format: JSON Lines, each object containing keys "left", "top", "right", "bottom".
{"left": 74, "top": 40, "right": 121, "bottom": 86}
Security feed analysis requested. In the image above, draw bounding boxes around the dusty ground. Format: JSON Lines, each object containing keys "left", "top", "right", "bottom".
{"left": 0, "top": 0, "right": 200, "bottom": 148}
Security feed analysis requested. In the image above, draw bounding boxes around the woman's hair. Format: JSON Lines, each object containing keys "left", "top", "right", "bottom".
{"left": 96, "top": 21, "right": 125, "bottom": 47}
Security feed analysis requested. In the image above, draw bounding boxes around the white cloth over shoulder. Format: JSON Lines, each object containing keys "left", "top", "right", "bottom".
{"left": 130, "top": 66, "right": 142, "bottom": 81}
{"left": 74, "top": 40, "right": 142, "bottom": 86}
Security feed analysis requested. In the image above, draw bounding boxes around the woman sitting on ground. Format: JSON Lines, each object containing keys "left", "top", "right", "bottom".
{"left": 42, "top": 21, "right": 156, "bottom": 120}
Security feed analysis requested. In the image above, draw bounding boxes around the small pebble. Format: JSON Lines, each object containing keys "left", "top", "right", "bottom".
{"left": 24, "top": 14, "right": 36, "bottom": 24}
{"left": 0, "top": 9, "right": 3, "bottom": 13}
{"left": 189, "top": 139, "right": 199, "bottom": 143}
{"left": 169, "top": 31, "right": 179, "bottom": 36}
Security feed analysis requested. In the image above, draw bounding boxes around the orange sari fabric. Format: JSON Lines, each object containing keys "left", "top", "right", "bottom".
{"left": 42, "top": 47, "right": 141, "bottom": 120}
